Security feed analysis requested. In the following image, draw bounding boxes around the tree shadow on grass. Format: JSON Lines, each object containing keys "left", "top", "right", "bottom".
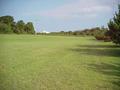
{"left": 77, "top": 44, "right": 120, "bottom": 49}
{"left": 87, "top": 63, "right": 120, "bottom": 88}
{"left": 69, "top": 44, "right": 120, "bottom": 88}
{"left": 70, "top": 45, "right": 120, "bottom": 57}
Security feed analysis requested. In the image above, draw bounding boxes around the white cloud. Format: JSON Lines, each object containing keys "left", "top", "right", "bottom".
{"left": 40, "top": 0, "right": 112, "bottom": 20}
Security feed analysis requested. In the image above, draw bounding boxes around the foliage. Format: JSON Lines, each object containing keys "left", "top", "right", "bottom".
{"left": 37, "top": 27, "right": 108, "bottom": 37}
{"left": 24, "top": 22, "right": 35, "bottom": 34}
{"left": 108, "top": 5, "right": 120, "bottom": 44}
{"left": 0, "top": 16, "right": 14, "bottom": 33}
{"left": 0, "top": 15, "right": 35, "bottom": 34}
{"left": 37, "top": 26, "right": 111, "bottom": 42}
{"left": 0, "top": 22, "right": 12, "bottom": 33}
{"left": 94, "top": 26, "right": 111, "bottom": 42}
{"left": 16, "top": 20, "right": 25, "bottom": 34}
{"left": 0, "top": 15, "right": 14, "bottom": 25}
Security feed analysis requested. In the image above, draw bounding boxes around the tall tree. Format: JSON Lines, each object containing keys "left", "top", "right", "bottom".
{"left": 0, "top": 16, "right": 14, "bottom": 33}
{"left": 108, "top": 5, "right": 120, "bottom": 45}
{"left": 0, "top": 15, "right": 14, "bottom": 24}
{"left": 24, "top": 22, "right": 35, "bottom": 34}
{"left": 16, "top": 20, "right": 25, "bottom": 34}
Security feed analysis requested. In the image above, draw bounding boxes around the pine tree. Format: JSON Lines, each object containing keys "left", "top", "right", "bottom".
{"left": 108, "top": 5, "right": 120, "bottom": 45}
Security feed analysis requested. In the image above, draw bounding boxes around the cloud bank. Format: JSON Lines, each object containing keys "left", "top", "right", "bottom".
{"left": 39, "top": 0, "right": 117, "bottom": 20}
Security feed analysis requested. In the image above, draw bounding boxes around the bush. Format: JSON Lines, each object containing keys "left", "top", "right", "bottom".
{"left": 95, "top": 35, "right": 111, "bottom": 42}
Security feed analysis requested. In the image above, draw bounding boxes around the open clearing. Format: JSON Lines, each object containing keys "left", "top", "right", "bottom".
{"left": 0, "top": 35, "right": 120, "bottom": 90}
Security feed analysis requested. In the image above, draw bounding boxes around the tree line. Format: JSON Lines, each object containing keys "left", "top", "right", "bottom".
{"left": 37, "top": 26, "right": 109, "bottom": 39}
{"left": 37, "top": 27, "right": 107, "bottom": 36}
{"left": 37, "top": 4, "right": 120, "bottom": 45}
{"left": 0, "top": 16, "right": 35, "bottom": 34}
{"left": 0, "top": 5, "right": 120, "bottom": 45}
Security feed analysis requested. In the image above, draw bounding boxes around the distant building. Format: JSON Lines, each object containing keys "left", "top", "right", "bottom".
{"left": 41, "top": 30, "right": 50, "bottom": 34}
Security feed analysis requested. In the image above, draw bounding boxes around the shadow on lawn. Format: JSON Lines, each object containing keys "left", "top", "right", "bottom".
{"left": 76, "top": 44, "right": 120, "bottom": 48}
{"left": 88, "top": 63, "right": 120, "bottom": 88}
{"left": 69, "top": 44, "right": 120, "bottom": 88}
{"left": 70, "top": 45, "right": 120, "bottom": 57}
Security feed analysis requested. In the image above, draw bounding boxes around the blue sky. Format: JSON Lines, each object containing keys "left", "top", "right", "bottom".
{"left": 0, "top": 0, "right": 119, "bottom": 32}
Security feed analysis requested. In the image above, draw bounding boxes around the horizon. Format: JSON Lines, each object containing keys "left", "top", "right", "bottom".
{"left": 0, "top": 0, "right": 120, "bottom": 32}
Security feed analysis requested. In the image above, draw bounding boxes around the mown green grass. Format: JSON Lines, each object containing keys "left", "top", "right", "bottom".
{"left": 0, "top": 35, "right": 120, "bottom": 90}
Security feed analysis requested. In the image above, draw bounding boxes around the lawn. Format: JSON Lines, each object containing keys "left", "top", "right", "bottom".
{"left": 0, "top": 35, "right": 120, "bottom": 90}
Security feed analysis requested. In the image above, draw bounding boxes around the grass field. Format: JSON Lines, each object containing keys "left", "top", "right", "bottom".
{"left": 0, "top": 35, "right": 120, "bottom": 90}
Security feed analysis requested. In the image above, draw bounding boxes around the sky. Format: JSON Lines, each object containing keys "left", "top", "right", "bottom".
{"left": 0, "top": 0, "right": 120, "bottom": 32}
